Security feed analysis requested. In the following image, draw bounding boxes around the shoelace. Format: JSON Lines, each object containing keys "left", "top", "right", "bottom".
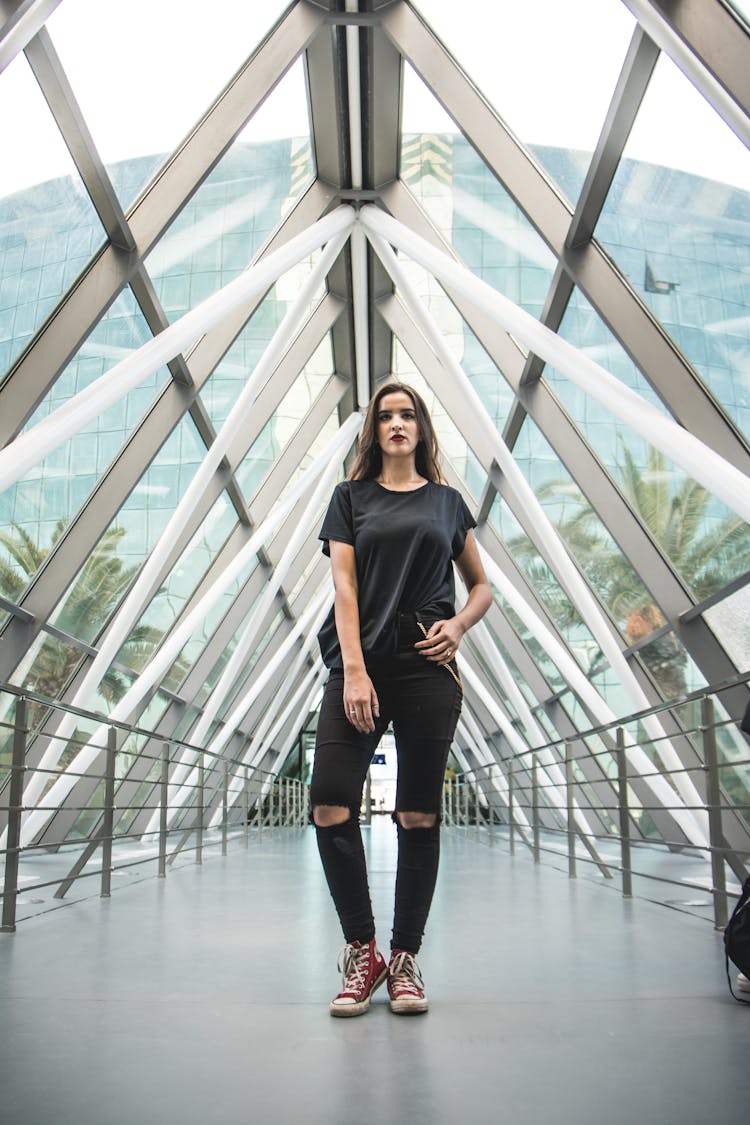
{"left": 389, "top": 951, "right": 424, "bottom": 996}
{"left": 337, "top": 943, "right": 370, "bottom": 992}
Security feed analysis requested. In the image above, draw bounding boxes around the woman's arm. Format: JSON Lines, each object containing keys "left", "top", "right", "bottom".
{"left": 415, "top": 530, "right": 492, "bottom": 664}
{"left": 329, "top": 540, "right": 380, "bottom": 732}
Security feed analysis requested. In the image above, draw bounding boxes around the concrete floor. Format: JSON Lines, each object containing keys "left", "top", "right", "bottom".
{"left": 1, "top": 820, "right": 748, "bottom": 1125}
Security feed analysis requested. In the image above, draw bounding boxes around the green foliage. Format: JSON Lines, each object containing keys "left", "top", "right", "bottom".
{"left": 0, "top": 522, "right": 176, "bottom": 707}
{"left": 507, "top": 445, "right": 750, "bottom": 698}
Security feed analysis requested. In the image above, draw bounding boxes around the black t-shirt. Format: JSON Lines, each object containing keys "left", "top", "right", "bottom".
{"left": 317, "top": 479, "right": 476, "bottom": 668}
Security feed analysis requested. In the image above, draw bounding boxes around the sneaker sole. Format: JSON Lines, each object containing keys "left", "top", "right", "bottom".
{"left": 389, "top": 996, "right": 429, "bottom": 1015}
{"left": 329, "top": 967, "right": 387, "bottom": 1017}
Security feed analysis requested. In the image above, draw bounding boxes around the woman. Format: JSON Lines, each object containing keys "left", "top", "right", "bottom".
{"left": 311, "top": 382, "right": 492, "bottom": 1017}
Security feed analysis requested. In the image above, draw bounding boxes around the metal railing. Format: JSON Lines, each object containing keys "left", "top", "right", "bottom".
{"left": 0, "top": 685, "right": 308, "bottom": 932}
{"left": 443, "top": 676, "right": 750, "bottom": 930}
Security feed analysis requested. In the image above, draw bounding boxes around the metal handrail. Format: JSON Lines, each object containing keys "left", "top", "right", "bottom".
{"left": 443, "top": 679, "right": 750, "bottom": 930}
{"left": 0, "top": 686, "right": 309, "bottom": 932}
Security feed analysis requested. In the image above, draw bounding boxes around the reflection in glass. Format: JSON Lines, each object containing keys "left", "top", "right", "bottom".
{"left": 47, "top": 0, "right": 293, "bottom": 210}
{"left": 512, "top": 417, "right": 657, "bottom": 640}
{"left": 0, "top": 289, "right": 171, "bottom": 600}
{"left": 489, "top": 495, "right": 604, "bottom": 676}
{"left": 119, "top": 492, "right": 239, "bottom": 673}
{"left": 42, "top": 415, "right": 207, "bottom": 654}
{"left": 412, "top": 0, "right": 634, "bottom": 205}
{"left": 0, "top": 56, "right": 104, "bottom": 379}
{"left": 598, "top": 53, "right": 750, "bottom": 442}
{"left": 234, "top": 339, "right": 333, "bottom": 499}
{"left": 146, "top": 61, "right": 313, "bottom": 322}
{"left": 636, "top": 631, "right": 703, "bottom": 703}
{"left": 548, "top": 293, "right": 750, "bottom": 603}
{"left": 401, "top": 126, "right": 556, "bottom": 317}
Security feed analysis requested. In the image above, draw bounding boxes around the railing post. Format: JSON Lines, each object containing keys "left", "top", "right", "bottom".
{"left": 1, "top": 696, "right": 28, "bottom": 933}
{"left": 475, "top": 774, "right": 481, "bottom": 841}
{"left": 196, "top": 752, "right": 204, "bottom": 866}
{"left": 702, "top": 696, "right": 728, "bottom": 930}
{"left": 565, "top": 740, "right": 576, "bottom": 879}
{"left": 158, "top": 742, "right": 169, "bottom": 878}
{"left": 508, "top": 760, "right": 515, "bottom": 857}
{"left": 100, "top": 726, "right": 116, "bottom": 898}
{"left": 616, "top": 727, "right": 632, "bottom": 898}
{"left": 221, "top": 761, "right": 228, "bottom": 856}
{"left": 532, "top": 754, "right": 540, "bottom": 864}
{"left": 463, "top": 777, "right": 469, "bottom": 829}
{"left": 488, "top": 765, "right": 495, "bottom": 847}
{"left": 243, "top": 767, "right": 249, "bottom": 849}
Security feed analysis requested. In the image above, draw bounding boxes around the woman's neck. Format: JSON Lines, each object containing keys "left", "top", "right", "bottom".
{"left": 376, "top": 454, "right": 424, "bottom": 488}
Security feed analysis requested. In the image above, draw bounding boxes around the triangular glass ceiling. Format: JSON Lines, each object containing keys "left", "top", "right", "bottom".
{"left": 0, "top": 0, "right": 748, "bottom": 862}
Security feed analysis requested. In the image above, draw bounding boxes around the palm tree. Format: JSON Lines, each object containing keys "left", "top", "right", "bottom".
{"left": 0, "top": 521, "right": 183, "bottom": 713}
{"left": 508, "top": 445, "right": 750, "bottom": 698}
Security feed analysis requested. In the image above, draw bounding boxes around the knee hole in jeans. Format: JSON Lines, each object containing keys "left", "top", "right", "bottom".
{"left": 312, "top": 804, "right": 351, "bottom": 828}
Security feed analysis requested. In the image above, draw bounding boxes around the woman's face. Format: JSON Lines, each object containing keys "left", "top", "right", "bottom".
{"left": 376, "top": 391, "right": 420, "bottom": 459}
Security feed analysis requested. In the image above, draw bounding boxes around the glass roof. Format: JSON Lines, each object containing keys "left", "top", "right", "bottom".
{"left": 0, "top": 0, "right": 747, "bottom": 862}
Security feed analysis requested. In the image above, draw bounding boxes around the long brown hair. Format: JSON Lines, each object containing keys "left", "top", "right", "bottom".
{"left": 348, "top": 382, "right": 445, "bottom": 483}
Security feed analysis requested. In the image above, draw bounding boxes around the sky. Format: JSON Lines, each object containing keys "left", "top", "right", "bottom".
{"left": 0, "top": 0, "right": 748, "bottom": 198}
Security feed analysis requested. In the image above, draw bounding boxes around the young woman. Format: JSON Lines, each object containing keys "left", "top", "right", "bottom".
{"left": 311, "top": 382, "right": 492, "bottom": 1017}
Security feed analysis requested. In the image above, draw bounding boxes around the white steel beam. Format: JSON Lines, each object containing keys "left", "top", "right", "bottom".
{"left": 16, "top": 414, "right": 362, "bottom": 845}
{"left": 0, "top": 206, "right": 355, "bottom": 494}
{"left": 359, "top": 207, "right": 750, "bottom": 526}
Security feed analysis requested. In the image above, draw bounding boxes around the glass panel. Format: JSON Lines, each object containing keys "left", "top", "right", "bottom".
{"left": 597, "top": 53, "right": 750, "bottom": 442}
{"left": 161, "top": 571, "right": 264, "bottom": 693}
{"left": 45, "top": 415, "right": 208, "bottom": 648}
{"left": 488, "top": 494, "right": 603, "bottom": 675}
{"left": 703, "top": 583, "right": 750, "bottom": 671}
{"left": 548, "top": 293, "right": 750, "bottom": 601}
{"left": 187, "top": 590, "right": 264, "bottom": 709}
{"left": 47, "top": 0, "right": 294, "bottom": 209}
{"left": 499, "top": 600, "right": 564, "bottom": 696}
{"left": 219, "top": 612, "right": 285, "bottom": 722}
{"left": 234, "top": 338, "right": 333, "bottom": 499}
{"left": 0, "top": 289, "right": 171, "bottom": 599}
{"left": 392, "top": 340, "right": 484, "bottom": 500}
{"left": 637, "top": 632, "right": 705, "bottom": 702}
{"left": 118, "top": 493, "right": 239, "bottom": 673}
{"left": 278, "top": 408, "right": 344, "bottom": 502}
{"left": 145, "top": 61, "right": 313, "bottom": 321}
{"left": 10, "top": 629, "right": 84, "bottom": 704}
{"left": 0, "top": 55, "right": 104, "bottom": 378}
{"left": 401, "top": 126, "right": 557, "bottom": 316}
{"left": 513, "top": 417, "right": 659, "bottom": 639}
{"left": 407, "top": 0, "right": 635, "bottom": 204}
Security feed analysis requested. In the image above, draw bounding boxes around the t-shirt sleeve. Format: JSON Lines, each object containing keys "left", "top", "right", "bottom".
{"left": 319, "top": 482, "right": 354, "bottom": 557}
{"left": 451, "top": 495, "right": 477, "bottom": 559}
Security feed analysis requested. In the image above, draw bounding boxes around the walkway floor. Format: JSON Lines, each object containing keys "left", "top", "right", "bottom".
{"left": 1, "top": 820, "right": 747, "bottom": 1125}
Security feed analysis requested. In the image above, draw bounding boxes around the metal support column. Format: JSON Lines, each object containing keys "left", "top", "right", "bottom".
{"left": 508, "top": 760, "right": 515, "bottom": 856}
{"left": 100, "top": 727, "right": 116, "bottom": 898}
{"left": 196, "top": 753, "right": 204, "bottom": 866}
{"left": 703, "top": 697, "right": 728, "bottom": 930}
{"left": 243, "top": 767, "right": 249, "bottom": 849}
{"left": 222, "top": 761, "right": 228, "bottom": 856}
{"left": 532, "top": 755, "right": 540, "bottom": 864}
{"left": 1, "top": 696, "right": 27, "bottom": 933}
{"left": 158, "top": 742, "right": 169, "bottom": 878}
{"left": 565, "top": 741, "right": 577, "bottom": 879}
{"left": 616, "top": 727, "right": 633, "bottom": 898}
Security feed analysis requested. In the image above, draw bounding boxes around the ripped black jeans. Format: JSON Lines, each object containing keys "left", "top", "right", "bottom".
{"left": 310, "top": 613, "right": 462, "bottom": 953}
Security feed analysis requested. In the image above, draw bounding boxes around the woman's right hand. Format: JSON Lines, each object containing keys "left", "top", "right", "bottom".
{"left": 343, "top": 668, "right": 380, "bottom": 733}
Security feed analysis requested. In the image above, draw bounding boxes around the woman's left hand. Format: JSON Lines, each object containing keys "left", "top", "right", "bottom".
{"left": 414, "top": 618, "right": 465, "bottom": 665}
